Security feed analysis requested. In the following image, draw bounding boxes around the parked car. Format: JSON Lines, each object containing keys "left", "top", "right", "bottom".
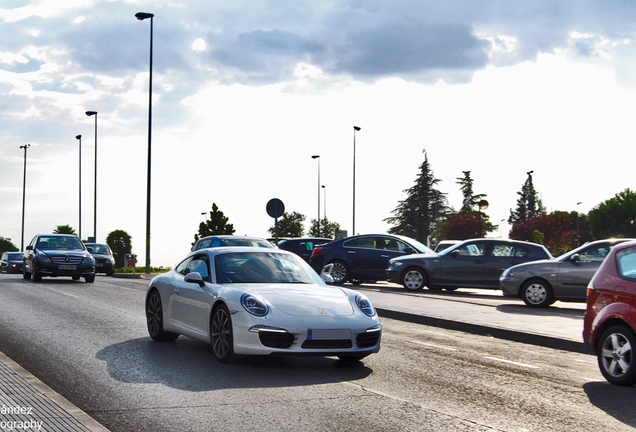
{"left": 583, "top": 240, "right": 636, "bottom": 386}
{"left": 434, "top": 240, "right": 461, "bottom": 253}
{"left": 192, "top": 235, "right": 275, "bottom": 251}
{"left": 23, "top": 234, "right": 95, "bottom": 283}
{"left": 387, "top": 238, "right": 552, "bottom": 291}
{"left": 309, "top": 234, "right": 433, "bottom": 284}
{"left": 500, "top": 238, "right": 633, "bottom": 307}
{"left": 145, "top": 247, "right": 381, "bottom": 363}
{"left": 277, "top": 237, "right": 332, "bottom": 262}
{"left": 1, "top": 252, "right": 24, "bottom": 274}
{"left": 84, "top": 243, "right": 115, "bottom": 276}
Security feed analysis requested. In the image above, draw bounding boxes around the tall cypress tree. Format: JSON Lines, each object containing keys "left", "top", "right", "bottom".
{"left": 385, "top": 150, "right": 447, "bottom": 244}
{"left": 509, "top": 171, "right": 544, "bottom": 224}
{"left": 456, "top": 171, "right": 486, "bottom": 212}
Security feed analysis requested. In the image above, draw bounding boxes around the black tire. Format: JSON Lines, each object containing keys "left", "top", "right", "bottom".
{"left": 521, "top": 279, "right": 555, "bottom": 308}
{"left": 402, "top": 267, "right": 426, "bottom": 291}
{"left": 23, "top": 267, "right": 31, "bottom": 280}
{"left": 84, "top": 274, "right": 95, "bottom": 283}
{"left": 329, "top": 260, "right": 350, "bottom": 285}
{"left": 210, "top": 304, "right": 236, "bottom": 363}
{"left": 597, "top": 325, "right": 636, "bottom": 386}
{"left": 72, "top": 275, "right": 80, "bottom": 281}
{"left": 146, "top": 290, "right": 179, "bottom": 342}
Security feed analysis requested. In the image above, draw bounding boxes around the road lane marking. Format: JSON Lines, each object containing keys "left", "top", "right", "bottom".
{"left": 484, "top": 356, "right": 539, "bottom": 369}
{"left": 410, "top": 340, "right": 457, "bottom": 351}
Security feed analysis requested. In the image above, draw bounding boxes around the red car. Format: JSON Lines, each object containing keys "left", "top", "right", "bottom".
{"left": 583, "top": 240, "right": 636, "bottom": 386}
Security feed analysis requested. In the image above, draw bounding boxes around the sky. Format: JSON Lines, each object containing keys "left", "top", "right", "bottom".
{"left": 2, "top": 0, "right": 636, "bottom": 268}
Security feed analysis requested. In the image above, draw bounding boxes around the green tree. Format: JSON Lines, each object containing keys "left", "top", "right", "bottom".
{"left": 106, "top": 230, "right": 132, "bottom": 268}
{"left": 509, "top": 171, "right": 545, "bottom": 224}
{"left": 54, "top": 225, "right": 76, "bottom": 234}
{"left": 385, "top": 150, "right": 448, "bottom": 244}
{"left": 194, "top": 203, "right": 235, "bottom": 245}
{"left": 456, "top": 171, "right": 487, "bottom": 212}
{"left": 308, "top": 217, "right": 340, "bottom": 239}
{"left": 0, "top": 237, "right": 18, "bottom": 254}
{"left": 268, "top": 211, "right": 305, "bottom": 238}
{"left": 509, "top": 211, "right": 576, "bottom": 256}
{"left": 588, "top": 189, "right": 636, "bottom": 239}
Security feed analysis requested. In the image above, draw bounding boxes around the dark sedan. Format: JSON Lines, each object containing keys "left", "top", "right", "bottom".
{"left": 309, "top": 234, "right": 433, "bottom": 284}
{"left": 1, "top": 252, "right": 24, "bottom": 274}
{"left": 23, "top": 234, "right": 95, "bottom": 283}
{"left": 84, "top": 243, "right": 116, "bottom": 276}
{"left": 277, "top": 237, "right": 332, "bottom": 262}
{"left": 500, "top": 238, "right": 633, "bottom": 307}
{"left": 386, "top": 238, "right": 552, "bottom": 291}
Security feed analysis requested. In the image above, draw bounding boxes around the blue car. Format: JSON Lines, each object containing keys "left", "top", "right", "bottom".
{"left": 309, "top": 234, "right": 433, "bottom": 284}
{"left": 1, "top": 252, "right": 24, "bottom": 274}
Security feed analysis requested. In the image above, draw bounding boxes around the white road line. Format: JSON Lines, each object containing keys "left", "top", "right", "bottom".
{"left": 485, "top": 356, "right": 539, "bottom": 369}
{"left": 410, "top": 340, "right": 457, "bottom": 351}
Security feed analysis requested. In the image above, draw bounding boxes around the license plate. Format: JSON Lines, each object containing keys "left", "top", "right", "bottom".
{"left": 307, "top": 329, "right": 351, "bottom": 340}
{"left": 59, "top": 265, "right": 77, "bottom": 270}
{"left": 95, "top": 263, "right": 103, "bottom": 267}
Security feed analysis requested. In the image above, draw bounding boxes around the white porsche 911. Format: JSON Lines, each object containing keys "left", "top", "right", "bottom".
{"left": 145, "top": 247, "right": 382, "bottom": 363}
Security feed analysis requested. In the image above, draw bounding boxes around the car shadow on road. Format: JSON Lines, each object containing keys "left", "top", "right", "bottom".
{"left": 96, "top": 337, "right": 373, "bottom": 392}
{"left": 583, "top": 381, "right": 636, "bottom": 427}
{"left": 494, "top": 303, "right": 585, "bottom": 320}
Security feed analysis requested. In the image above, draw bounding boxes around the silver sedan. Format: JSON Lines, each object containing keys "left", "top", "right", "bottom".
{"left": 500, "top": 239, "right": 633, "bottom": 307}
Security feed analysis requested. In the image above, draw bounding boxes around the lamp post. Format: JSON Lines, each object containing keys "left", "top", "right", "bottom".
{"left": 322, "top": 185, "right": 326, "bottom": 220}
{"left": 352, "top": 126, "right": 360, "bottom": 235}
{"left": 85, "top": 111, "right": 97, "bottom": 242}
{"left": 478, "top": 199, "right": 489, "bottom": 238}
{"left": 576, "top": 201, "right": 582, "bottom": 246}
{"left": 76, "top": 134, "right": 82, "bottom": 240}
{"left": 136, "top": 11, "right": 154, "bottom": 274}
{"left": 19, "top": 144, "right": 30, "bottom": 251}
{"left": 312, "top": 155, "right": 320, "bottom": 235}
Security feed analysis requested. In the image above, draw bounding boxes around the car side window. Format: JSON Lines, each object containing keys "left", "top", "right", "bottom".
{"left": 616, "top": 247, "right": 636, "bottom": 281}
{"left": 456, "top": 243, "right": 486, "bottom": 257}
{"left": 176, "top": 257, "right": 193, "bottom": 276}
{"left": 580, "top": 245, "right": 611, "bottom": 262}
{"left": 188, "top": 255, "right": 210, "bottom": 282}
{"left": 492, "top": 244, "right": 514, "bottom": 257}
{"left": 513, "top": 246, "right": 530, "bottom": 257}
{"left": 344, "top": 237, "right": 375, "bottom": 249}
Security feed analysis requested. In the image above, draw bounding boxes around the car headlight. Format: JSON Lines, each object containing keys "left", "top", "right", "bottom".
{"left": 388, "top": 261, "right": 403, "bottom": 270}
{"left": 355, "top": 294, "right": 376, "bottom": 317}
{"left": 241, "top": 294, "right": 269, "bottom": 317}
{"left": 83, "top": 256, "right": 95, "bottom": 264}
{"left": 37, "top": 256, "right": 52, "bottom": 264}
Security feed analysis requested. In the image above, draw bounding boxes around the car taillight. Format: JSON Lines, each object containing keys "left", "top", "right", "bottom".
{"left": 312, "top": 247, "right": 322, "bottom": 256}
{"left": 586, "top": 280, "right": 595, "bottom": 296}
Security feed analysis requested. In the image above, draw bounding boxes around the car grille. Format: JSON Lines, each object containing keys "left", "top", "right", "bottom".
{"left": 356, "top": 331, "right": 381, "bottom": 348}
{"left": 50, "top": 256, "right": 83, "bottom": 265}
{"left": 301, "top": 339, "right": 353, "bottom": 349}
{"left": 258, "top": 331, "right": 296, "bottom": 349}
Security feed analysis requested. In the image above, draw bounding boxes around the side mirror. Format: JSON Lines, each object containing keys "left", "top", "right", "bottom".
{"left": 570, "top": 254, "right": 580, "bottom": 263}
{"left": 451, "top": 250, "right": 460, "bottom": 258}
{"left": 320, "top": 264, "right": 335, "bottom": 284}
{"left": 184, "top": 272, "right": 205, "bottom": 287}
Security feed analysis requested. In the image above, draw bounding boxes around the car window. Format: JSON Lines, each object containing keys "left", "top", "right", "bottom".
{"left": 455, "top": 243, "right": 486, "bottom": 257}
{"left": 579, "top": 245, "right": 612, "bottom": 262}
{"left": 344, "top": 237, "right": 375, "bottom": 249}
{"left": 492, "top": 244, "right": 514, "bottom": 257}
{"left": 196, "top": 238, "right": 212, "bottom": 250}
{"left": 188, "top": 255, "right": 210, "bottom": 282}
{"left": 513, "top": 246, "right": 530, "bottom": 257}
{"left": 214, "top": 252, "right": 316, "bottom": 284}
{"left": 176, "top": 257, "right": 193, "bottom": 275}
{"left": 616, "top": 247, "right": 636, "bottom": 281}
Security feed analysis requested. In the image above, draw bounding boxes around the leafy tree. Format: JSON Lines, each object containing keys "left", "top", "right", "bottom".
{"left": 308, "top": 217, "right": 340, "bottom": 239}
{"left": 509, "top": 211, "right": 576, "bottom": 255}
{"left": 106, "top": 230, "right": 132, "bottom": 268}
{"left": 385, "top": 150, "right": 448, "bottom": 244}
{"left": 54, "top": 225, "right": 76, "bottom": 234}
{"left": 509, "top": 171, "right": 545, "bottom": 224}
{"left": 0, "top": 237, "right": 18, "bottom": 254}
{"left": 588, "top": 189, "right": 636, "bottom": 239}
{"left": 268, "top": 211, "right": 305, "bottom": 238}
{"left": 437, "top": 212, "right": 496, "bottom": 240}
{"left": 194, "top": 203, "right": 235, "bottom": 245}
{"left": 456, "top": 171, "right": 487, "bottom": 212}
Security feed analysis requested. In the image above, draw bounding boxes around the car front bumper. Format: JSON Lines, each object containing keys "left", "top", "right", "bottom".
{"left": 34, "top": 263, "right": 95, "bottom": 277}
{"left": 499, "top": 276, "right": 522, "bottom": 296}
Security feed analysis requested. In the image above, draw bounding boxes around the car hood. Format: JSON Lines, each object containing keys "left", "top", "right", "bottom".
{"left": 38, "top": 250, "right": 89, "bottom": 257}
{"left": 241, "top": 284, "right": 355, "bottom": 317}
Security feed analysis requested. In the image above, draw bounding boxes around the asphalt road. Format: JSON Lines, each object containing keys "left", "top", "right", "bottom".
{"left": 0, "top": 274, "right": 634, "bottom": 431}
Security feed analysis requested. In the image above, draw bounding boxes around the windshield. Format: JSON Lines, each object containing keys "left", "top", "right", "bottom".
{"left": 86, "top": 244, "right": 111, "bottom": 254}
{"left": 221, "top": 238, "right": 274, "bottom": 248}
{"left": 214, "top": 252, "right": 321, "bottom": 284}
{"left": 6, "top": 253, "right": 23, "bottom": 260}
{"left": 393, "top": 235, "right": 434, "bottom": 254}
{"left": 37, "top": 236, "right": 84, "bottom": 251}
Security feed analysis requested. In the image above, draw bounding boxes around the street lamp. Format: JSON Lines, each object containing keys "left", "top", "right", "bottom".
{"left": 352, "top": 126, "right": 360, "bottom": 235}
{"left": 76, "top": 134, "right": 82, "bottom": 240}
{"left": 312, "top": 155, "right": 320, "bottom": 235}
{"left": 19, "top": 144, "right": 30, "bottom": 251}
{"left": 136, "top": 11, "right": 154, "bottom": 274}
{"left": 478, "top": 199, "right": 489, "bottom": 238}
{"left": 322, "top": 185, "right": 326, "bottom": 220}
{"left": 85, "top": 111, "right": 97, "bottom": 242}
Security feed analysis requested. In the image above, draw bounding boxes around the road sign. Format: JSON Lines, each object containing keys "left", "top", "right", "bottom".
{"left": 266, "top": 198, "right": 285, "bottom": 218}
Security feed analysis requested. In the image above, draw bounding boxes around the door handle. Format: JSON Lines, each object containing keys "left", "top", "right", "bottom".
{"left": 174, "top": 287, "right": 180, "bottom": 294}
{"left": 348, "top": 251, "right": 356, "bottom": 254}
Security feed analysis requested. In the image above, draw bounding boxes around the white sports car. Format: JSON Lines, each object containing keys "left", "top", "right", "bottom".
{"left": 145, "top": 247, "right": 382, "bottom": 363}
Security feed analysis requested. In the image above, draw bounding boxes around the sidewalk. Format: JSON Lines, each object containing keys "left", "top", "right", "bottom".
{"left": 0, "top": 351, "right": 109, "bottom": 432}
